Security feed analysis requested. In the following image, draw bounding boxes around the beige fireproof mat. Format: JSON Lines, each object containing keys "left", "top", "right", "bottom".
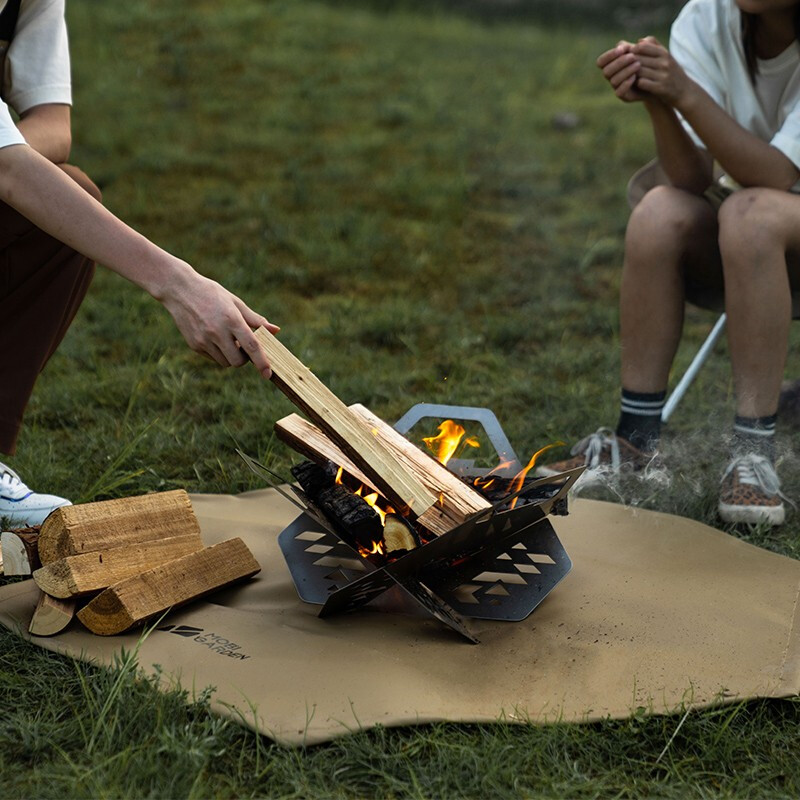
{"left": 0, "top": 489, "right": 799, "bottom": 746}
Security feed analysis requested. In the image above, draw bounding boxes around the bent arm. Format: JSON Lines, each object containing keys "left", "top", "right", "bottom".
{"left": 0, "top": 143, "right": 279, "bottom": 375}
{"left": 634, "top": 39, "right": 800, "bottom": 191}
{"left": 644, "top": 97, "right": 713, "bottom": 193}
{"left": 676, "top": 82, "right": 800, "bottom": 190}
{"left": 16, "top": 103, "right": 71, "bottom": 164}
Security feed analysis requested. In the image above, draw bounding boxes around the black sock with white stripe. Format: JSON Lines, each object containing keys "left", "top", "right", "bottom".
{"left": 732, "top": 414, "right": 777, "bottom": 462}
{"left": 616, "top": 389, "right": 666, "bottom": 453}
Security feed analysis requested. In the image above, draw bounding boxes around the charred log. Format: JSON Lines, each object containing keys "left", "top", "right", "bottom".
{"left": 290, "top": 460, "right": 338, "bottom": 500}
{"left": 468, "top": 475, "right": 561, "bottom": 507}
{"left": 316, "top": 484, "right": 383, "bottom": 549}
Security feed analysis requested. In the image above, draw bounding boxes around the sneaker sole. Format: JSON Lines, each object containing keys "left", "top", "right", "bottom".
{"left": 718, "top": 502, "right": 785, "bottom": 526}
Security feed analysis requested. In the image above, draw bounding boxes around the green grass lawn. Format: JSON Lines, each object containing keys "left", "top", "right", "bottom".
{"left": 2, "top": 0, "right": 800, "bottom": 796}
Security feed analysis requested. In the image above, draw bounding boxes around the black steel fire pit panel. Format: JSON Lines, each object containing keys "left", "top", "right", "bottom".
{"left": 420, "top": 517, "right": 571, "bottom": 621}
{"left": 278, "top": 513, "right": 375, "bottom": 604}
{"left": 318, "top": 567, "right": 397, "bottom": 617}
{"left": 259, "top": 405, "right": 584, "bottom": 643}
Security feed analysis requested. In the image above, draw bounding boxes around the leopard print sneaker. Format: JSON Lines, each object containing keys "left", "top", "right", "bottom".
{"left": 535, "top": 427, "right": 659, "bottom": 489}
{"left": 718, "top": 453, "right": 788, "bottom": 526}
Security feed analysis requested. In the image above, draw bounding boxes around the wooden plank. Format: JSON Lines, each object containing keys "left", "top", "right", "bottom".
{"left": 275, "top": 411, "right": 491, "bottom": 536}
{"left": 33, "top": 534, "right": 204, "bottom": 598}
{"left": 349, "top": 404, "right": 492, "bottom": 519}
{"left": 1, "top": 530, "right": 41, "bottom": 575}
{"left": 38, "top": 490, "right": 201, "bottom": 565}
{"left": 77, "top": 538, "right": 260, "bottom": 636}
{"left": 254, "top": 328, "right": 436, "bottom": 517}
{"left": 275, "top": 414, "right": 378, "bottom": 492}
{"left": 28, "top": 591, "right": 76, "bottom": 637}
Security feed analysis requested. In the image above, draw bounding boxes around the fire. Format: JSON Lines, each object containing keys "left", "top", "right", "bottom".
{"left": 358, "top": 540, "right": 384, "bottom": 557}
{"left": 334, "top": 466, "right": 395, "bottom": 524}
{"left": 508, "top": 442, "right": 562, "bottom": 509}
{"left": 363, "top": 490, "right": 391, "bottom": 524}
{"left": 473, "top": 460, "right": 514, "bottom": 489}
{"left": 422, "top": 420, "right": 480, "bottom": 467}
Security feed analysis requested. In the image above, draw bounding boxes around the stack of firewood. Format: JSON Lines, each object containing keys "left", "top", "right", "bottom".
{"left": 1, "top": 490, "right": 259, "bottom": 636}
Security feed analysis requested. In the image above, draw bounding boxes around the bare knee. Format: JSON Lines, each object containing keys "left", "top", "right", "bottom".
{"left": 57, "top": 164, "right": 103, "bottom": 204}
{"left": 626, "top": 185, "right": 714, "bottom": 258}
{"left": 718, "top": 190, "right": 788, "bottom": 266}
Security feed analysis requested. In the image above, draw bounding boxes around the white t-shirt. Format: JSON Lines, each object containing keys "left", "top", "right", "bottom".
{"left": 0, "top": 0, "right": 71, "bottom": 150}
{"left": 670, "top": 0, "right": 800, "bottom": 170}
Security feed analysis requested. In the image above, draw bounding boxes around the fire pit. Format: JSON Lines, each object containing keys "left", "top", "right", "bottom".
{"left": 242, "top": 403, "right": 582, "bottom": 643}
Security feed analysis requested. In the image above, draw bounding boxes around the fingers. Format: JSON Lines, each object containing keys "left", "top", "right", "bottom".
{"left": 234, "top": 296, "right": 280, "bottom": 334}
{"left": 615, "top": 75, "right": 639, "bottom": 100}
{"left": 201, "top": 341, "right": 231, "bottom": 369}
{"left": 235, "top": 324, "right": 273, "bottom": 379}
{"left": 633, "top": 41, "right": 666, "bottom": 59}
{"left": 608, "top": 59, "right": 640, "bottom": 90}
{"left": 597, "top": 41, "right": 634, "bottom": 68}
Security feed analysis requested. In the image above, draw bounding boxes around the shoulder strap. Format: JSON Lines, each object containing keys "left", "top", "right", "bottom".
{"left": 0, "top": 0, "right": 21, "bottom": 44}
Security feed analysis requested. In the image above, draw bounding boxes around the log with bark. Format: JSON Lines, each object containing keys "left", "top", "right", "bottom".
{"left": 33, "top": 534, "right": 204, "bottom": 598}
{"left": 28, "top": 591, "right": 76, "bottom": 637}
{"left": 38, "top": 489, "right": 200, "bottom": 565}
{"left": 77, "top": 538, "right": 260, "bottom": 635}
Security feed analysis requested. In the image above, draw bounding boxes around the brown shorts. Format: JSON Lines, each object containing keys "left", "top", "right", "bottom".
{"left": 0, "top": 164, "right": 100, "bottom": 455}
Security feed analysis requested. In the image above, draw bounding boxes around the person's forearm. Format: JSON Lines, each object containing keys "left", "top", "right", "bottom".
{"left": 0, "top": 144, "right": 187, "bottom": 298}
{"left": 677, "top": 82, "right": 799, "bottom": 190}
{"left": 645, "top": 98, "right": 713, "bottom": 193}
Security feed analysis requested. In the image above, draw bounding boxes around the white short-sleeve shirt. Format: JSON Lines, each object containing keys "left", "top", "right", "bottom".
{"left": 0, "top": 0, "right": 71, "bottom": 150}
{"left": 669, "top": 0, "right": 800, "bottom": 169}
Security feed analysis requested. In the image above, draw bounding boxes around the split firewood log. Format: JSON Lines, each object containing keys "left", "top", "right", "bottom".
{"left": 1, "top": 529, "right": 41, "bottom": 575}
{"left": 38, "top": 490, "right": 200, "bottom": 565}
{"left": 77, "top": 538, "right": 260, "bottom": 635}
{"left": 383, "top": 514, "right": 418, "bottom": 555}
{"left": 32, "top": 534, "right": 204, "bottom": 599}
{"left": 28, "top": 591, "right": 76, "bottom": 637}
{"left": 254, "top": 328, "right": 438, "bottom": 518}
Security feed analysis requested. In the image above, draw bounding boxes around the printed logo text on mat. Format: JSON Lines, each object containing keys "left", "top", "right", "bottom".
{"left": 157, "top": 625, "right": 252, "bottom": 660}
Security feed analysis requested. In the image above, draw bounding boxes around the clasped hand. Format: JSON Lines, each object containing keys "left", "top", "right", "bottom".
{"left": 596, "top": 37, "right": 691, "bottom": 108}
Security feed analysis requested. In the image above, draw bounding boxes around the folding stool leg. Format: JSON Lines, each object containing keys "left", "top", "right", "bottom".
{"left": 661, "top": 313, "right": 727, "bottom": 423}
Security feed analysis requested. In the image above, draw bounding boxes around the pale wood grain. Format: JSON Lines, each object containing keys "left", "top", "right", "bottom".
{"left": 33, "top": 533, "right": 204, "bottom": 598}
{"left": 28, "top": 591, "right": 76, "bottom": 636}
{"left": 38, "top": 490, "right": 201, "bottom": 565}
{"left": 77, "top": 538, "right": 260, "bottom": 635}
{"left": 255, "top": 328, "right": 436, "bottom": 517}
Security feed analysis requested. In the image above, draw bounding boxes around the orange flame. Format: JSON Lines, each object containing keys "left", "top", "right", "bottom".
{"left": 422, "top": 420, "right": 479, "bottom": 466}
{"left": 362, "top": 489, "right": 395, "bottom": 525}
{"left": 358, "top": 540, "right": 384, "bottom": 557}
{"left": 335, "top": 466, "right": 343, "bottom": 484}
{"left": 473, "top": 460, "right": 514, "bottom": 489}
{"left": 508, "top": 442, "right": 563, "bottom": 509}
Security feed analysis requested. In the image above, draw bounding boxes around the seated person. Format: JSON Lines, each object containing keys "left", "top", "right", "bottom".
{"left": 539, "top": 0, "right": 800, "bottom": 526}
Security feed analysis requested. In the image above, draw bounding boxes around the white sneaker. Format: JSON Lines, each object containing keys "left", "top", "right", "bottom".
{"left": 0, "top": 462, "right": 71, "bottom": 527}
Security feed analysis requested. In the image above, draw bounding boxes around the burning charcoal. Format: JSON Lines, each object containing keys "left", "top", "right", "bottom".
{"left": 383, "top": 514, "right": 418, "bottom": 555}
{"left": 317, "top": 484, "right": 383, "bottom": 548}
{"left": 468, "top": 475, "right": 560, "bottom": 508}
{"left": 290, "top": 460, "right": 337, "bottom": 500}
